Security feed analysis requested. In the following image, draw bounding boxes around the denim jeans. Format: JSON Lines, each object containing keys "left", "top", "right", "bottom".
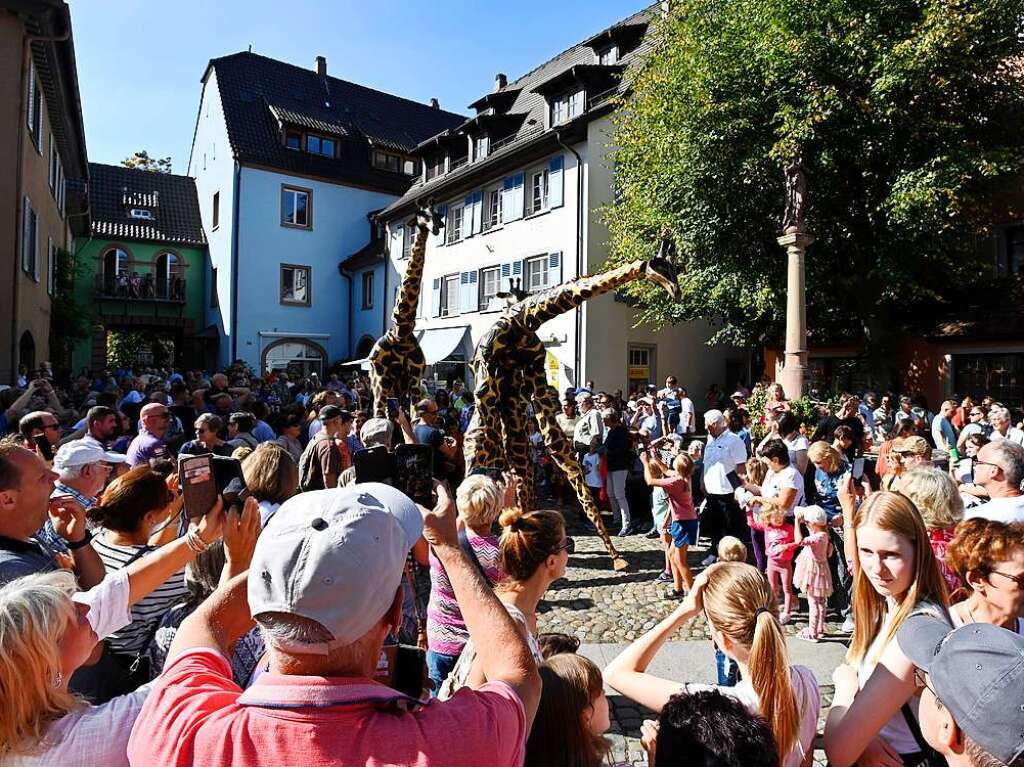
{"left": 426, "top": 649, "right": 459, "bottom": 697}
{"left": 715, "top": 646, "right": 739, "bottom": 686}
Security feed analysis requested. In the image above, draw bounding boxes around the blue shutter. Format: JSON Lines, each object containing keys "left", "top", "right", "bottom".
{"left": 547, "top": 251, "right": 562, "bottom": 287}
{"left": 500, "top": 262, "right": 513, "bottom": 293}
{"left": 549, "top": 156, "right": 564, "bottom": 208}
{"left": 472, "top": 191, "right": 483, "bottom": 234}
{"left": 430, "top": 277, "right": 441, "bottom": 317}
{"left": 460, "top": 270, "right": 479, "bottom": 312}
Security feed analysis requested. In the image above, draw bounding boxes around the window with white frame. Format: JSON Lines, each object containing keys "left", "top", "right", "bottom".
{"left": 447, "top": 203, "right": 464, "bottom": 244}
{"left": 551, "top": 90, "right": 585, "bottom": 126}
{"left": 524, "top": 255, "right": 549, "bottom": 293}
{"left": 440, "top": 274, "right": 460, "bottom": 317}
{"left": 480, "top": 265, "right": 501, "bottom": 308}
{"left": 22, "top": 196, "right": 38, "bottom": 279}
{"left": 527, "top": 168, "right": 549, "bottom": 215}
{"left": 361, "top": 270, "right": 374, "bottom": 309}
{"left": 598, "top": 45, "right": 618, "bottom": 65}
{"left": 483, "top": 186, "right": 502, "bottom": 230}
{"left": 280, "top": 264, "right": 311, "bottom": 305}
{"left": 281, "top": 186, "right": 311, "bottom": 228}
{"left": 473, "top": 135, "right": 489, "bottom": 161}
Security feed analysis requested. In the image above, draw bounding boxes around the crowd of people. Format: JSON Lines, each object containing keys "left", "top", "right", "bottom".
{"left": 0, "top": 360, "right": 1022, "bottom": 767}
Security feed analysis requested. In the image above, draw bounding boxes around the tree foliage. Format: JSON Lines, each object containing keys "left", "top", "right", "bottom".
{"left": 605, "top": 0, "right": 1024, "bottom": 356}
{"left": 122, "top": 150, "right": 172, "bottom": 173}
{"left": 48, "top": 247, "right": 92, "bottom": 366}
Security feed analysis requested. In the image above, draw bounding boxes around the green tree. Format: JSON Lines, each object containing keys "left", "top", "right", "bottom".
{"left": 606, "top": 0, "right": 1024, "bottom": 381}
{"left": 122, "top": 150, "right": 172, "bottom": 173}
{"left": 48, "top": 247, "right": 92, "bottom": 367}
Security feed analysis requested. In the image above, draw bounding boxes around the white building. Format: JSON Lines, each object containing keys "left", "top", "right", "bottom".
{"left": 378, "top": 9, "right": 743, "bottom": 397}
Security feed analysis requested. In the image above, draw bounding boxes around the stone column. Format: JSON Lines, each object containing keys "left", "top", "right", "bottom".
{"left": 776, "top": 230, "right": 814, "bottom": 399}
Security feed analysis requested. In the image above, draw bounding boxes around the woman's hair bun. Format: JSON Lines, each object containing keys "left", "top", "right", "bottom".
{"left": 499, "top": 506, "right": 525, "bottom": 530}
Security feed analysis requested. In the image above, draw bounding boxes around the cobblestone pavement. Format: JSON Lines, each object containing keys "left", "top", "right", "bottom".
{"left": 535, "top": 505, "right": 850, "bottom": 766}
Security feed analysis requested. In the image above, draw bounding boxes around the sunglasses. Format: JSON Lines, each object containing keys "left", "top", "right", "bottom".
{"left": 550, "top": 537, "right": 575, "bottom": 556}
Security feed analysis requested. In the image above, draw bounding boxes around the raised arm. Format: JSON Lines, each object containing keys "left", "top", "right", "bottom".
{"left": 422, "top": 482, "right": 541, "bottom": 726}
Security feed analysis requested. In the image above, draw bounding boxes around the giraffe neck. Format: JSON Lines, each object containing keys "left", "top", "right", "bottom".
{"left": 516, "top": 259, "right": 646, "bottom": 326}
{"left": 392, "top": 223, "right": 429, "bottom": 336}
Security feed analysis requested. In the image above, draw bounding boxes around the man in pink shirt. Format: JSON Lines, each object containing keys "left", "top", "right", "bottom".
{"left": 127, "top": 482, "right": 540, "bottom": 767}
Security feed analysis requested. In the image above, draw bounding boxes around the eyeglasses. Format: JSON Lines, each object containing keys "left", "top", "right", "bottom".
{"left": 550, "top": 537, "right": 575, "bottom": 556}
{"left": 974, "top": 460, "right": 1000, "bottom": 470}
{"left": 989, "top": 570, "right": 1024, "bottom": 589}
{"left": 913, "top": 667, "right": 939, "bottom": 701}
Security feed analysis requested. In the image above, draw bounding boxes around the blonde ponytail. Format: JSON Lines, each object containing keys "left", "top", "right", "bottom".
{"left": 703, "top": 562, "right": 800, "bottom": 763}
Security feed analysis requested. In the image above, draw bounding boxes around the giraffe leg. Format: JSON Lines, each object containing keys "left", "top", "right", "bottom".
{"left": 524, "top": 355, "right": 626, "bottom": 570}
{"left": 502, "top": 384, "right": 535, "bottom": 510}
{"left": 464, "top": 364, "right": 509, "bottom": 473}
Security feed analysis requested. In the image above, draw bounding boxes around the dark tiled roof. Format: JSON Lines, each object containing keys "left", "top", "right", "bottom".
{"left": 89, "top": 163, "right": 207, "bottom": 246}
{"left": 380, "top": 5, "right": 655, "bottom": 219}
{"left": 207, "top": 52, "right": 465, "bottom": 194}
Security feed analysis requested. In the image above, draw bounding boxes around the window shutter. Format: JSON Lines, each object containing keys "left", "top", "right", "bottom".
{"left": 511, "top": 173, "right": 524, "bottom": 221}
{"left": 32, "top": 214, "right": 40, "bottom": 281}
{"left": 430, "top": 277, "right": 442, "bottom": 317}
{"left": 26, "top": 66, "right": 35, "bottom": 131}
{"left": 21, "top": 201, "right": 30, "bottom": 273}
{"left": 549, "top": 156, "right": 564, "bottom": 208}
{"left": 472, "top": 191, "right": 483, "bottom": 234}
{"left": 459, "top": 270, "right": 479, "bottom": 313}
{"left": 393, "top": 224, "right": 404, "bottom": 258}
{"left": 436, "top": 204, "right": 447, "bottom": 246}
{"left": 547, "top": 251, "right": 562, "bottom": 287}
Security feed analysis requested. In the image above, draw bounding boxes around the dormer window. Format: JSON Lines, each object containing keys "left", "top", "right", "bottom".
{"left": 285, "top": 131, "right": 302, "bottom": 150}
{"left": 372, "top": 150, "right": 419, "bottom": 175}
{"left": 598, "top": 45, "right": 618, "bottom": 65}
{"left": 306, "top": 134, "right": 336, "bottom": 157}
{"left": 426, "top": 154, "right": 445, "bottom": 181}
{"left": 129, "top": 208, "right": 155, "bottom": 221}
{"left": 551, "top": 90, "right": 585, "bottom": 126}
{"left": 472, "top": 136, "right": 489, "bottom": 162}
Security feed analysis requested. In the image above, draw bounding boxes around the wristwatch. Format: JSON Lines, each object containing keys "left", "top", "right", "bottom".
{"left": 65, "top": 530, "right": 93, "bottom": 550}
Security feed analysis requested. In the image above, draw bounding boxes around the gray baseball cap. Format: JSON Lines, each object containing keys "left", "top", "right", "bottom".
{"left": 897, "top": 614, "right": 1024, "bottom": 764}
{"left": 249, "top": 483, "right": 423, "bottom": 654}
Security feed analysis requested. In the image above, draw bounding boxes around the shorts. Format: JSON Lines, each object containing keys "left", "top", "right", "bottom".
{"left": 670, "top": 519, "right": 699, "bottom": 547}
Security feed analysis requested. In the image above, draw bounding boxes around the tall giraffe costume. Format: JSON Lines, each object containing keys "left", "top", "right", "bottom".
{"left": 464, "top": 239, "right": 681, "bottom": 571}
{"left": 368, "top": 206, "right": 443, "bottom": 417}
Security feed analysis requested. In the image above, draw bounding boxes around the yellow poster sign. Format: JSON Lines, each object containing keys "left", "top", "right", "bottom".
{"left": 628, "top": 365, "right": 649, "bottom": 380}
{"left": 546, "top": 351, "right": 561, "bottom": 387}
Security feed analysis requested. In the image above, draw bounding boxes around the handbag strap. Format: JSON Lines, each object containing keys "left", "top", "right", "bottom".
{"left": 900, "top": 702, "right": 941, "bottom": 762}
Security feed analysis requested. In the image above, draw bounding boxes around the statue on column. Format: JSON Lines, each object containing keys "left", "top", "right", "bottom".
{"left": 781, "top": 156, "right": 806, "bottom": 234}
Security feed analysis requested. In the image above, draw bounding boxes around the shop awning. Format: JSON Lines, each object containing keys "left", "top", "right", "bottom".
{"left": 338, "top": 357, "right": 371, "bottom": 370}
{"left": 416, "top": 326, "right": 471, "bottom": 365}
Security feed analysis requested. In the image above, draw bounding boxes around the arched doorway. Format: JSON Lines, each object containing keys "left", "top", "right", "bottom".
{"left": 102, "top": 247, "right": 129, "bottom": 294}
{"left": 355, "top": 335, "right": 375, "bottom": 359}
{"left": 155, "top": 251, "right": 183, "bottom": 300}
{"left": 262, "top": 338, "right": 327, "bottom": 379}
{"left": 19, "top": 331, "right": 35, "bottom": 373}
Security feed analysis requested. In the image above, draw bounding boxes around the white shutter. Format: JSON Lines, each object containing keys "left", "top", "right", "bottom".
{"left": 393, "top": 224, "right": 404, "bottom": 258}
{"left": 549, "top": 156, "right": 564, "bottom": 208}
{"left": 471, "top": 191, "right": 483, "bottom": 235}
{"left": 26, "top": 64, "right": 35, "bottom": 132}
{"left": 430, "top": 277, "right": 442, "bottom": 317}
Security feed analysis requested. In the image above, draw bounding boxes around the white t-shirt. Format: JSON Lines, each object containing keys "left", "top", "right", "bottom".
{"left": 677, "top": 398, "right": 696, "bottom": 433}
{"left": 991, "top": 427, "right": 1024, "bottom": 447}
{"left": 965, "top": 495, "right": 1024, "bottom": 524}
{"left": 762, "top": 466, "right": 806, "bottom": 509}
{"left": 582, "top": 453, "right": 602, "bottom": 488}
{"left": 856, "top": 600, "right": 946, "bottom": 755}
{"left": 6, "top": 569, "right": 151, "bottom": 767}
{"left": 684, "top": 665, "right": 820, "bottom": 767}
{"left": 783, "top": 434, "right": 809, "bottom": 468}
{"left": 703, "top": 431, "right": 748, "bottom": 495}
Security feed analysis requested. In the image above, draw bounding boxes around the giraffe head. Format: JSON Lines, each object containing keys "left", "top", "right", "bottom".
{"left": 497, "top": 276, "right": 529, "bottom": 305}
{"left": 415, "top": 203, "right": 445, "bottom": 236}
{"left": 645, "top": 233, "right": 681, "bottom": 301}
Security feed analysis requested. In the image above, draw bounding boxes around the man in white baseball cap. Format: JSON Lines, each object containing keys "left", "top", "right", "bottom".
{"left": 51, "top": 441, "right": 126, "bottom": 511}
{"left": 128, "top": 482, "right": 540, "bottom": 767}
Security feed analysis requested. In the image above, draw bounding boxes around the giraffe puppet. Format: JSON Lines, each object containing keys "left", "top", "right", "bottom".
{"left": 368, "top": 204, "right": 443, "bottom": 417}
{"left": 463, "top": 238, "right": 681, "bottom": 571}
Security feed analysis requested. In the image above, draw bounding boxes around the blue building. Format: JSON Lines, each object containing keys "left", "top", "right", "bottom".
{"left": 187, "top": 52, "right": 463, "bottom": 374}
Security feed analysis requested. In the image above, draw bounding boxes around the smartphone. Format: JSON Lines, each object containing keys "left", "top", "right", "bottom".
{"left": 386, "top": 398, "right": 400, "bottom": 418}
{"left": 852, "top": 457, "right": 866, "bottom": 481}
{"left": 33, "top": 434, "right": 53, "bottom": 462}
{"left": 394, "top": 443, "right": 434, "bottom": 507}
{"left": 354, "top": 445, "right": 395, "bottom": 485}
{"left": 179, "top": 454, "right": 218, "bottom": 519}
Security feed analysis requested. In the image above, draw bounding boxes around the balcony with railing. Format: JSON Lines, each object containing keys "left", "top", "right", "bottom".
{"left": 95, "top": 273, "right": 186, "bottom": 303}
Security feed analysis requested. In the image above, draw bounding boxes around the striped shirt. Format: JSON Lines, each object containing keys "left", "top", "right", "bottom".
{"left": 426, "top": 531, "right": 504, "bottom": 656}
{"left": 92, "top": 535, "right": 188, "bottom": 655}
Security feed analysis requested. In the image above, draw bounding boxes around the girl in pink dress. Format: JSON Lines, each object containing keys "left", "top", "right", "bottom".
{"left": 746, "top": 506, "right": 796, "bottom": 623}
{"left": 792, "top": 505, "right": 833, "bottom": 641}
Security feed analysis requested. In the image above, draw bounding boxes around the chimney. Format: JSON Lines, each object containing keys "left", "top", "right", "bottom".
{"left": 429, "top": 98, "right": 440, "bottom": 109}
{"left": 315, "top": 55, "right": 327, "bottom": 76}
{"left": 493, "top": 73, "right": 507, "bottom": 92}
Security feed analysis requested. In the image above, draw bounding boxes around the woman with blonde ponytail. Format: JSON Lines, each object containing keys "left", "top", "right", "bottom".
{"left": 824, "top": 487, "right": 950, "bottom": 767}
{"left": 605, "top": 562, "right": 820, "bottom": 767}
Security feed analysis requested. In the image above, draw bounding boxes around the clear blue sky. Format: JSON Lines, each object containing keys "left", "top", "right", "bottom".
{"left": 69, "top": 0, "right": 645, "bottom": 173}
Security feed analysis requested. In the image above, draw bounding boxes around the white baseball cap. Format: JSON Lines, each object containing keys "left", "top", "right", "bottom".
{"left": 53, "top": 440, "right": 127, "bottom": 471}
{"left": 249, "top": 483, "right": 424, "bottom": 654}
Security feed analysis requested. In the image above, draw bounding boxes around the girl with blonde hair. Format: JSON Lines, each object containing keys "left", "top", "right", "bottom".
{"left": 605, "top": 562, "right": 820, "bottom": 767}
{"left": 0, "top": 498, "right": 230, "bottom": 766}
{"left": 824, "top": 489, "right": 949, "bottom": 767}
